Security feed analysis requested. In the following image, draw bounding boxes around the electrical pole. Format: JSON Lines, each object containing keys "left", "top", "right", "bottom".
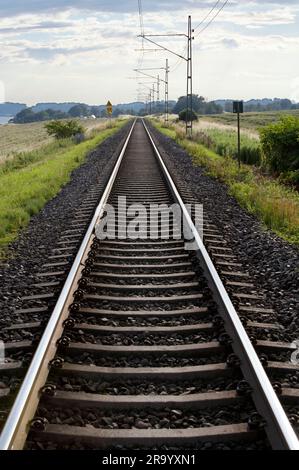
{"left": 134, "top": 67, "right": 167, "bottom": 119}
{"left": 165, "top": 58, "right": 169, "bottom": 123}
{"left": 157, "top": 75, "right": 160, "bottom": 104}
{"left": 140, "top": 16, "right": 194, "bottom": 135}
{"left": 152, "top": 83, "right": 155, "bottom": 114}
{"left": 186, "top": 15, "right": 194, "bottom": 137}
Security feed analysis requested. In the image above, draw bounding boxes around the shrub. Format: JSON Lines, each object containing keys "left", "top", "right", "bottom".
{"left": 178, "top": 109, "right": 198, "bottom": 122}
{"left": 45, "top": 120, "right": 86, "bottom": 140}
{"left": 259, "top": 116, "right": 299, "bottom": 172}
{"left": 278, "top": 170, "right": 299, "bottom": 189}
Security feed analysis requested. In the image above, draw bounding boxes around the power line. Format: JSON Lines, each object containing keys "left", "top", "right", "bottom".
{"left": 140, "top": 35, "right": 187, "bottom": 61}
{"left": 194, "top": 0, "right": 222, "bottom": 30}
{"left": 170, "top": 45, "right": 188, "bottom": 73}
{"left": 195, "top": 0, "right": 229, "bottom": 38}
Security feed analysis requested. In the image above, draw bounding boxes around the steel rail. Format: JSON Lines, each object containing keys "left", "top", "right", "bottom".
{"left": 1, "top": 117, "right": 298, "bottom": 450}
{"left": 142, "top": 119, "right": 299, "bottom": 450}
{"left": 0, "top": 119, "right": 137, "bottom": 451}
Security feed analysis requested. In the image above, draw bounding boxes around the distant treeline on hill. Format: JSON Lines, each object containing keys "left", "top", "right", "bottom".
{"left": 0, "top": 102, "right": 26, "bottom": 116}
{"left": 215, "top": 98, "right": 299, "bottom": 113}
{"left": 11, "top": 102, "right": 152, "bottom": 123}
{"left": 7, "top": 96, "right": 299, "bottom": 124}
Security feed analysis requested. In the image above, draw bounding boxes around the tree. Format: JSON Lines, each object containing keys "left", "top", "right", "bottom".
{"left": 68, "top": 104, "right": 91, "bottom": 117}
{"left": 13, "top": 108, "right": 68, "bottom": 123}
{"left": 90, "top": 106, "right": 101, "bottom": 117}
{"left": 178, "top": 109, "right": 198, "bottom": 122}
{"left": 259, "top": 116, "right": 299, "bottom": 173}
{"left": 45, "top": 120, "right": 86, "bottom": 140}
{"left": 173, "top": 95, "right": 204, "bottom": 114}
{"left": 173, "top": 95, "right": 222, "bottom": 115}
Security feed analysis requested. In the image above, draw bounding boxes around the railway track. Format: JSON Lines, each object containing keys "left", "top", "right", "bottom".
{"left": 0, "top": 119, "right": 298, "bottom": 451}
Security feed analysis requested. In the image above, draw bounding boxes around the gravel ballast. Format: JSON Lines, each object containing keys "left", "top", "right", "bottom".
{"left": 0, "top": 121, "right": 132, "bottom": 331}
{"left": 147, "top": 122, "right": 299, "bottom": 342}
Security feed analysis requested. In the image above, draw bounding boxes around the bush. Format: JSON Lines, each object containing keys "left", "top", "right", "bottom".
{"left": 178, "top": 109, "right": 198, "bottom": 122}
{"left": 45, "top": 120, "right": 86, "bottom": 140}
{"left": 278, "top": 170, "right": 299, "bottom": 188}
{"left": 259, "top": 116, "right": 299, "bottom": 173}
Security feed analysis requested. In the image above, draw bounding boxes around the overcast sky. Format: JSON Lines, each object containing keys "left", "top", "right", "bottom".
{"left": 0, "top": 0, "right": 299, "bottom": 105}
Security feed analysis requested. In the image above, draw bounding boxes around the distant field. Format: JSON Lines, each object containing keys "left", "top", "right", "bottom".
{"left": 0, "top": 118, "right": 109, "bottom": 164}
{"left": 201, "top": 109, "right": 299, "bottom": 131}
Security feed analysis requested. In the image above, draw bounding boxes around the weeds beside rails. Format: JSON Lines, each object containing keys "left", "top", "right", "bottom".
{"left": 0, "top": 119, "right": 127, "bottom": 258}
{"left": 193, "top": 128, "right": 261, "bottom": 166}
{"left": 152, "top": 120, "right": 299, "bottom": 246}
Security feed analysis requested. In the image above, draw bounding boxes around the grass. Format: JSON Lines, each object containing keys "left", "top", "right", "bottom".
{"left": 152, "top": 120, "right": 299, "bottom": 246}
{"left": 0, "top": 119, "right": 127, "bottom": 257}
{"left": 201, "top": 109, "right": 299, "bottom": 131}
{"left": 158, "top": 119, "right": 261, "bottom": 165}
{"left": 0, "top": 118, "right": 110, "bottom": 165}
{"left": 192, "top": 127, "right": 261, "bottom": 165}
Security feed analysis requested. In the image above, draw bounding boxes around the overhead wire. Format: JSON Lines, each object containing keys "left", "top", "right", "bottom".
{"left": 170, "top": 1, "right": 227, "bottom": 74}
{"left": 193, "top": 0, "right": 222, "bottom": 30}
{"left": 195, "top": 0, "right": 229, "bottom": 38}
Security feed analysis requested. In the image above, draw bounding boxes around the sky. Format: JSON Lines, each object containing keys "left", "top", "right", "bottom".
{"left": 0, "top": 0, "right": 299, "bottom": 105}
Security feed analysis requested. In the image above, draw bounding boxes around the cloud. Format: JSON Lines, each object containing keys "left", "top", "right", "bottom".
{"left": 0, "top": 21, "right": 75, "bottom": 34}
{"left": 1, "top": 0, "right": 299, "bottom": 18}
{"left": 23, "top": 45, "right": 107, "bottom": 61}
{"left": 0, "top": 0, "right": 200, "bottom": 17}
{"left": 0, "top": 0, "right": 298, "bottom": 105}
{"left": 222, "top": 7, "right": 297, "bottom": 27}
{"left": 221, "top": 38, "right": 238, "bottom": 48}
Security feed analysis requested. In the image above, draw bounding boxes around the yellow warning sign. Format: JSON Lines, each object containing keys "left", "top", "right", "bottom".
{"left": 106, "top": 100, "right": 113, "bottom": 115}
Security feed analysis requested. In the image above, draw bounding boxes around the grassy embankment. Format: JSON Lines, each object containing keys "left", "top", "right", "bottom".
{"left": 190, "top": 123, "right": 260, "bottom": 165}
{"left": 201, "top": 109, "right": 299, "bottom": 131}
{"left": 0, "top": 119, "right": 127, "bottom": 257}
{"left": 152, "top": 120, "right": 299, "bottom": 246}
{"left": 0, "top": 118, "right": 109, "bottom": 164}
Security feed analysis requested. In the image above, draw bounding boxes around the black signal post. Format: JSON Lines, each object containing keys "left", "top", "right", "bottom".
{"left": 233, "top": 100, "right": 244, "bottom": 168}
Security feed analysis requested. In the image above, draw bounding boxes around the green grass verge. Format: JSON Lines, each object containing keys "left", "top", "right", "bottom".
{"left": 0, "top": 120, "right": 127, "bottom": 257}
{"left": 193, "top": 127, "right": 261, "bottom": 165}
{"left": 152, "top": 120, "right": 299, "bottom": 246}
{"left": 202, "top": 109, "right": 299, "bottom": 131}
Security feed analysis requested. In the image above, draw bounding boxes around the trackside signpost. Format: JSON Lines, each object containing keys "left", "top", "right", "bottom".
{"left": 233, "top": 100, "right": 244, "bottom": 168}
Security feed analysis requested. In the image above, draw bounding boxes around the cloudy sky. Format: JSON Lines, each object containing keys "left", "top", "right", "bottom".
{"left": 0, "top": 0, "right": 299, "bottom": 105}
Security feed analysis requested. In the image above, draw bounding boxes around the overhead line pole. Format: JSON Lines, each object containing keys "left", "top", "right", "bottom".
{"left": 157, "top": 75, "right": 160, "bottom": 103}
{"left": 152, "top": 83, "right": 156, "bottom": 113}
{"left": 186, "top": 15, "right": 194, "bottom": 137}
{"left": 165, "top": 58, "right": 169, "bottom": 123}
{"left": 140, "top": 17, "right": 193, "bottom": 135}
{"left": 134, "top": 67, "right": 168, "bottom": 120}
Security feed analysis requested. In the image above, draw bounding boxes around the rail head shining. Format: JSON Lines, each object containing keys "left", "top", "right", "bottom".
{"left": 142, "top": 118, "right": 299, "bottom": 451}
{"left": 0, "top": 119, "right": 137, "bottom": 451}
